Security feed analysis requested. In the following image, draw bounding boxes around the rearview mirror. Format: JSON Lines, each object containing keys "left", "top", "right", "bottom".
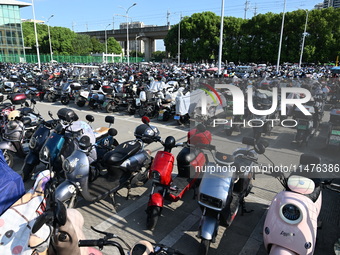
{"left": 142, "top": 116, "right": 150, "bottom": 124}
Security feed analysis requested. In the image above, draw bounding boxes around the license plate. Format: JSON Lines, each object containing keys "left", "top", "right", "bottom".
{"left": 174, "top": 115, "right": 180, "bottom": 120}
{"left": 158, "top": 111, "right": 164, "bottom": 120}
{"left": 135, "top": 98, "right": 141, "bottom": 106}
{"left": 331, "top": 130, "right": 340, "bottom": 135}
{"left": 297, "top": 125, "right": 307, "bottom": 130}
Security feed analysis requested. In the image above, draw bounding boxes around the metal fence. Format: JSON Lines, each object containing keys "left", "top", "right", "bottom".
{"left": 0, "top": 54, "right": 143, "bottom": 64}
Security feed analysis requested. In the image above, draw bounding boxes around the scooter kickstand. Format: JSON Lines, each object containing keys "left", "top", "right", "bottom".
{"left": 109, "top": 193, "right": 117, "bottom": 213}
{"left": 241, "top": 199, "right": 254, "bottom": 216}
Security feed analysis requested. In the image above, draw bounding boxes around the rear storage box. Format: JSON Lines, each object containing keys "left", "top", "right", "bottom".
{"left": 102, "top": 85, "right": 114, "bottom": 94}
{"left": 57, "top": 108, "right": 79, "bottom": 122}
{"left": 70, "top": 83, "right": 82, "bottom": 90}
{"left": 9, "top": 93, "right": 26, "bottom": 105}
{"left": 176, "top": 147, "right": 206, "bottom": 178}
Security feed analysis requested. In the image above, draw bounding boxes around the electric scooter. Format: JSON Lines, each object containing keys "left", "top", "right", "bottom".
{"left": 196, "top": 136, "right": 267, "bottom": 255}
{"left": 262, "top": 154, "right": 339, "bottom": 255}
{"left": 55, "top": 117, "right": 160, "bottom": 209}
{"left": 146, "top": 123, "right": 211, "bottom": 230}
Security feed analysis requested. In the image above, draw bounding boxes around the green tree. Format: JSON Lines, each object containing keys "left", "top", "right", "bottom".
{"left": 107, "top": 37, "right": 122, "bottom": 54}
{"left": 152, "top": 51, "right": 167, "bottom": 62}
{"left": 164, "top": 12, "right": 221, "bottom": 62}
{"left": 91, "top": 37, "right": 105, "bottom": 53}
{"left": 72, "top": 34, "right": 92, "bottom": 55}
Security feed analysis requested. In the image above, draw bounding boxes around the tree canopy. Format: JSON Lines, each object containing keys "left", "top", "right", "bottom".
{"left": 164, "top": 8, "right": 340, "bottom": 63}
{"left": 22, "top": 22, "right": 122, "bottom": 56}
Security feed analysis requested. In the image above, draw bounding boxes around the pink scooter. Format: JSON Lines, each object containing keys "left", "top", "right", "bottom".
{"left": 263, "top": 154, "right": 323, "bottom": 255}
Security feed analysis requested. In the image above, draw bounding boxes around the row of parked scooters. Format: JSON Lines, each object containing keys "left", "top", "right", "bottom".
{"left": 0, "top": 96, "right": 339, "bottom": 254}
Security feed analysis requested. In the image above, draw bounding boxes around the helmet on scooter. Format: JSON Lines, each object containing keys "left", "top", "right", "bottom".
{"left": 130, "top": 240, "right": 154, "bottom": 255}
{"left": 79, "top": 135, "right": 92, "bottom": 150}
{"left": 164, "top": 136, "right": 176, "bottom": 151}
{"left": 7, "top": 110, "right": 21, "bottom": 120}
{"left": 134, "top": 124, "right": 160, "bottom": 144}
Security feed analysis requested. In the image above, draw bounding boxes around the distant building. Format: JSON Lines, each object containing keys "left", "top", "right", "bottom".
{"left": 314, "top": 3, "right": 324, "bottom": 9}
{"left": 22, "top": 18, "right": 45, "bottom": 24}
{"left": 119, "top": 21, "right": 146, "bottom": 55}
{"left": 0, "top": 0, "right": 31, "bottom": 59}
{"left": 317, "top": 0, "right": 340, "bottom": 8}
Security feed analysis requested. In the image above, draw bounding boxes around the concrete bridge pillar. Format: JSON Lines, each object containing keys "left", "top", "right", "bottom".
{"left": 143, "top": 37, "right": 155, "bottom": 61}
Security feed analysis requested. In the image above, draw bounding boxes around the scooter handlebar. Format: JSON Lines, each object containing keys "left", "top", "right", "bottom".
{"left": 78, "top": 239, "right": 125, "bottom": 255}
{"left": 78, "top": 239, "right": 101, "bottom": 247}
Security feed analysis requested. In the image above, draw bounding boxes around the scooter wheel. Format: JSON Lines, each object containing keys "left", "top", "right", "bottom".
{"left": 198, "top": 239, "right": 211, "bottom": 255}
{"left": 177, "top": 115, "right": 190, "bottom": 125}
{"left": 225, "top": 129, "right": 233, "bottom": 136}
{"left": 146, "top": 206, "right": 161, "bottom": 230}
{"left": 63, "top": 195, "right": 77, "bottom": 209}
{"left": 2, "top": 149, "right": 13, "bottom": 168}
{"left": 60, "top": 97, "right": 69, "bottom": 105}
{"left": 76, "top": 100, "right": 86, "bottom": 107}
{"left": 47, "top": 93, "right": 56, "bottom": 102}
{"left": 106, "top": 102, "right": 116, "bottom": 113}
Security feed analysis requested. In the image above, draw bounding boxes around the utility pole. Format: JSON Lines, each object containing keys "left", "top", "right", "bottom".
{"left": 178, "top": 13, "right": 182, "bottom": 66}
{"left": 167, "top": 10, "right": 170, "bottom": 26}
{"left": 218, "top": 0, "right": 225, "bottom": 76}
{"left": 298, "top": 10, "right": 309, "bottom": 69}
{"left": 276, "top": 0, "right": 286, "bottom": 74}
{"left": 244, "top": 0, "right": 250, "bottom": 19}
{"left": 253, "top": 4, "right": 258, "bottom": 16}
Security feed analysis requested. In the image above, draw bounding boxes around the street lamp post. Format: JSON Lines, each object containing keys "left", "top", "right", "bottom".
{"left": 276, "top": 0, "right": 286, "bottom": 74}
{"left": 105, "top": 24, "right": 111, "bottom": 63}
{"left": 31, "top": 0, "right": 40, "bottom": 69}
{"left": 178, "top": 13, "right": 182, "bottom": 66}
{"left": 120, "top": 3, "right": 137, "bottom": 65}
{"left": 299, "top": 10, "right": 309, "bottom": 69}
{"left": 47, "top": 14, "right": 54, "bottom": 63}
{"left": 217, "top": 0, "right": 225, "bottom": 76}
{"left": 135, "top": 35, "right": 141, "bottom": 62}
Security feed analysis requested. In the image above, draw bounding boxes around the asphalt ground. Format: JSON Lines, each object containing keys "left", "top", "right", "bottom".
{"left": 14, "top": 100, "right": 340, "bottom": 255}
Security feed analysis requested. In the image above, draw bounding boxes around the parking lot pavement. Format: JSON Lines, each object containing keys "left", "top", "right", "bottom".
{"left": 16, "top": 101, "right": 340, "bottom": 255}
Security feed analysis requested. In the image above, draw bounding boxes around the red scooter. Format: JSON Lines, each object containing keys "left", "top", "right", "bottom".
{"left": 146, "top": 123, "right": 212, "bottom": 230}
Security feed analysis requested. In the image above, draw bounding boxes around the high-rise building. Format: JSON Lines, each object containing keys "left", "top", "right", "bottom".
{"left": 322, "top": 0, "right": 340, "bottom": 8}
{"left": 0, "top": 0, "right": 30, "bottom": 61}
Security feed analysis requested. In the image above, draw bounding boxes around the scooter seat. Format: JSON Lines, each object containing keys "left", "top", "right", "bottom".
{"left": 94, "top": 127, "right": 109, "bottom": 139}
{"left": 0, "top": 103, "right": 13, "bottom": 109}
{"left": 215, "top": 152, "right": 234, "bottom": 165}
{"left": 19, "top": 107, "right": 33, "bottom": 115}
{"left": 103, "top": 140, "right": 141, "bottom": 166}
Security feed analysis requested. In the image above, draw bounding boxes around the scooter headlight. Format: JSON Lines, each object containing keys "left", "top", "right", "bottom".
{"left": 280, "top": 203, "right": 302, "bottom": 224}
{"left": 199, "top": 193, "right": 223, "bottom": 209}
{"left": 63, "top": 158, "right": 79, "bottom": 173}
{"left": 150, "top": 170, "right": 161, "bottom": 183}
{"left": 29, "top": 136, "right": 37, "bottom": 149}
{"left": 39, "top": 146, "right": 50, "bottom": 163}
{"left": 63, "top": 159, "right": 72, "bottom": 173}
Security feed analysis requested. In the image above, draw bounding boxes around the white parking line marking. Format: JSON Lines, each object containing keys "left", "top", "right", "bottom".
{"left": 93, "top": 195, "right": 149, "bottom": 231}
{"left": 158, "top": 207, "right": 201, "bottom": 247}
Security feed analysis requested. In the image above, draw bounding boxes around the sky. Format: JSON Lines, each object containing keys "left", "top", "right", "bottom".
{"left": 19, "top": 0, "right": 322, "bottom": 51}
